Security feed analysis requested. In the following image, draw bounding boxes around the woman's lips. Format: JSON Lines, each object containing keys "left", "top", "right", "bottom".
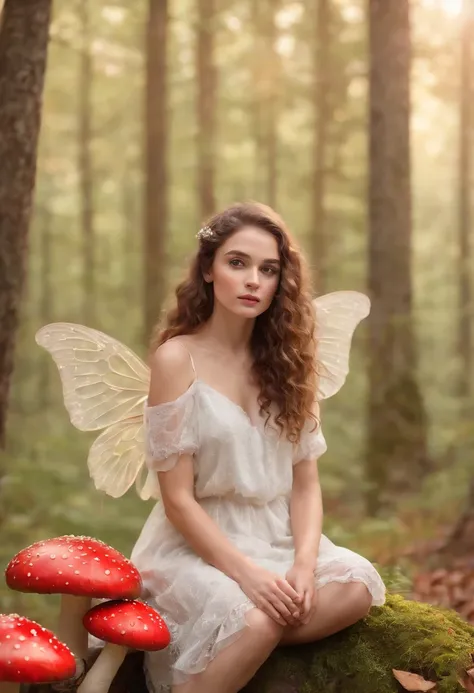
{"left": 238, "top": 296, "right": 260, "bottom": 304}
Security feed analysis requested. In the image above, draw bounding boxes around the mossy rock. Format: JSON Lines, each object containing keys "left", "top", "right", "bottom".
{"left": 243, "top": 594, "right": 474, "bottom": 693}
{"left": 25, "top": 595, "right": 474, "bottom": 693}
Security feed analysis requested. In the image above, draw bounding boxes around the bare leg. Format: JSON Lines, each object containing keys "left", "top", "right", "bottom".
{"left": 280, "top": 581, "right": 372, "bottom": 646}
{"left": 171, "top": 608, "right": 283, "bottom": 693}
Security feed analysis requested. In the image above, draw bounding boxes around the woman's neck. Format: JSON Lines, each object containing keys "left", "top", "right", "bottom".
{"left": 197, "top": 307, "right": 254, "bottom": 356}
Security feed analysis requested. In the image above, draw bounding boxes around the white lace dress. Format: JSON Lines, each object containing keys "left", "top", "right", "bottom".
{"left": 131, "top": 379, "right": 386, "bottom": 692}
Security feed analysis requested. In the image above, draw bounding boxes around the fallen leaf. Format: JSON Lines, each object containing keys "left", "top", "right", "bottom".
{"left": 392, "top": 669, "right": 437, "bottom": 692}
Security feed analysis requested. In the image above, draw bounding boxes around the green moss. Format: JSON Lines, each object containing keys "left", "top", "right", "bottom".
{"left": 243, "top": 595, "right": 474, "bottom": 693}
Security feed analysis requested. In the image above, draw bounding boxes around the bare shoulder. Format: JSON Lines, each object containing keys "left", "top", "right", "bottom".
{"left": 148, "top": 338, "right": 195, "bottom": 405}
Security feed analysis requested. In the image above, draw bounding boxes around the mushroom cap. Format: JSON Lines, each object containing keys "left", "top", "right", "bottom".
{"left": 83, "top": 600, "right": 170, "bottom": 651}
{"left": 0, "top": 613, "right": 76, "bottom": 683}
{"left": 5, "top": 535, "right": 142, "bottom": 599}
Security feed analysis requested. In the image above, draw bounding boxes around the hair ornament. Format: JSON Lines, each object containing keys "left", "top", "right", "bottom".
{"left": 196, "top": 225, "right": 214, "bottom": 241}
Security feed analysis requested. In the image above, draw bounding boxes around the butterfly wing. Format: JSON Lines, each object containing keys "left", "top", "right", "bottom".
{"left": 313, "top": 291, "right": 371, "bottom": 400}
{"left": 36, "top": 323, "right": 151, "bottom": 497}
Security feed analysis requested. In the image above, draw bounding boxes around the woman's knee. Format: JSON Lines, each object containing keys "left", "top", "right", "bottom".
{"left": 245, "top": 607, "right": 284, "bottom": 644}
{"left": 347, "top": 581, "right": 372, "bottom": 618}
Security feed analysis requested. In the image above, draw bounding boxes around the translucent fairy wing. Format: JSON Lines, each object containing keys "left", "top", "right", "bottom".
{"left": 35, "top": 323, "right": 150, "bottom": 431}
{"left": 35, "top": 323, "right": 151, "bottom": 498}
{"left": 313, "top": 291, "right": 370, "bottom": 400}
{"left": 88, "top": 417, "right": 146, "bottom": 498}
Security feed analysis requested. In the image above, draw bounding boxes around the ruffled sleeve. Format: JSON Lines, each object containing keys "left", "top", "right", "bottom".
{"left": 145, "top": 386, "right": 199, "bottom": 473}
{"left": 293, "top": 419, "right": 327, "bottom": 465}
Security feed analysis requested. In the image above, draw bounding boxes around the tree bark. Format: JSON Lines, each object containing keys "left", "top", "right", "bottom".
{"left": 196, "top": 0, "right": 217, "bottom": 220}
{"left": 252, "top": 0, "right": 280, "bottom": 208}
{"left": 309, "top": 0, "right": 331, "bottom": 294}
{"left": 366, "top": 0, "right": 429, "bottom": 515}
{"left": 0, "top": 0, "right": 52, "bottom": 449}
{"left": 144, "top": 0, "right": 168, "bottom": 343}
{"left": 78, "top": 0, "right": 96, "bottom": 326}
{"left": 457, "top": 0, "right": 474, "bottom": 401}
{"left": 39, "top": 200, "right": 53, "bottom": 410}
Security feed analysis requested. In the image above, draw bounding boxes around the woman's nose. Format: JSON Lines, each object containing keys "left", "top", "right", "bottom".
{"left": 245, "top": 269, "right": 260, "bottom": 288}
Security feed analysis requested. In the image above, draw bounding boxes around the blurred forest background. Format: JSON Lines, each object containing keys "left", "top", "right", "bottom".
{"left": 1, "top": 0, "right": 474, "bottom": 631}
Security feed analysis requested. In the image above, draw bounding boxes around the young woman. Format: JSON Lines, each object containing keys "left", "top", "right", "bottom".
{"left": 129, "top": 202, "right": 386, "bottom": 693}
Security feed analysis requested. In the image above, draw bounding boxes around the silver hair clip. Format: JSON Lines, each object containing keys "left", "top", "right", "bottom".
{"left": 196, "top": 225, "right": 214, "bottom": 240}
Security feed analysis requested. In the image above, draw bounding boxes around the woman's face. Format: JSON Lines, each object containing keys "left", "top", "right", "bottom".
{"left": 206, "top": 226, "right": 281, "bottom": 318}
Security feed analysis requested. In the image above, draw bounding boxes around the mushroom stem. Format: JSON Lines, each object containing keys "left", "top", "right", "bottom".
{"left": 0, "top": 683, "right": 19, "bottom": 693}
{"left": 57, "top": 595, "right": 92, "bottom": 662}
{"left": 76, "top": 643, "right": 127, "bottom": 693}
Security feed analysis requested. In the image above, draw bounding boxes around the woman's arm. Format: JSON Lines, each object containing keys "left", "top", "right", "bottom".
{"left": 149, "top": 341, "right": 251, "bottom": 582}
{"left": 289, "top": 456, "right": 323, "bottom": 571}
{"left": 286, "top": 411, "right": 324, "bottom": 623}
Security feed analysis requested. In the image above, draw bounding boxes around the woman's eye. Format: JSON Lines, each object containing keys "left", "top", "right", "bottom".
{"left": 229, "top": 258, "right": 244, "bottom": 267}
{"left": 262, "top": 266, "right": 277, "bottom": 275}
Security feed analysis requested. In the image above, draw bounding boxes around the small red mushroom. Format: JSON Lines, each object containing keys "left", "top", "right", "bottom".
{"left": 5, "top": 535, "right": 142, "bottom": 677}
{"left": 0, "top": 613, "right": 76, "bottom": 693}
{"left": 78, "top": 600, "right": 170, "bottom": 693}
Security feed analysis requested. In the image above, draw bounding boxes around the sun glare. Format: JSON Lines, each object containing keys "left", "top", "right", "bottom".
{"left": 423, "top": 0, "right": 463, "bottom": 15}
{"left": 439, "top": 0, "right": 463, "bottom": 15}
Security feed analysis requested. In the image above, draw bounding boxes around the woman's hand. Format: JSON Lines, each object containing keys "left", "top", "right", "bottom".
{"left": 285, "top": 563, "right": 317, "bottom": 625}
{"left": 238, "top": 564, "right": 303, "bottom": 626}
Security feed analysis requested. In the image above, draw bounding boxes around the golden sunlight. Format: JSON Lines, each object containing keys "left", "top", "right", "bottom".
{"left": 438, "top": 0, "right": 463, "bottom": 15}
{"left": 422, "top": 0, "right": 464, "bottom": 15}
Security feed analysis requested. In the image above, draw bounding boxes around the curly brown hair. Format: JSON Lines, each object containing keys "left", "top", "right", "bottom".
{"left": 151, "top": 202, "right": 318, "bottom": 444}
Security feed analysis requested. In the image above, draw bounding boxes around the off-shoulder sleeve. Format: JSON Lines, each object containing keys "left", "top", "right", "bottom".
{"left": 145, "top": 386, "right": 199, "bottom": 472}
{"left": 293, "top": 419, "right": 327, "bottom": 465}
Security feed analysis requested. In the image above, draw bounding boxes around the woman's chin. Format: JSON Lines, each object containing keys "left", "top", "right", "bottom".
{"left": 229, "top": 303, "right": 264, "bottom": 319}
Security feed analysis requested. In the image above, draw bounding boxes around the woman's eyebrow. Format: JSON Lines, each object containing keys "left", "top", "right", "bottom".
{"left": 224, "top": 250, "right": 280, "bottom": 265}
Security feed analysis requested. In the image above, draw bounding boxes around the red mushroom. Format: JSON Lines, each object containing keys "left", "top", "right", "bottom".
{"left": 0, "top": 613, "right": 76, "bottom": 693}
{"left": 5, "top": 535, "right": 142, "bottom": 679}
{"left": 77, "top": 600, "right": 170, "bottom": 693}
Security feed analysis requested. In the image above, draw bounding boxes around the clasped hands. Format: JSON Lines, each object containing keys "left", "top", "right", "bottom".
{"left": 238, "top": 562, "right": 317, "bottom": 628}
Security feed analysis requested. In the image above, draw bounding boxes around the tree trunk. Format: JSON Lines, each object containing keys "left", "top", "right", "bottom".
{"left": 252, "top": 0, "right": 279, "bottom": 208}
{"left": 263, "top": 0, "right": 278, "bottom": 209}
{"left": 366, "top": 0, "right": 429, "bottom": 515}
{"left": 309, "top": 0, "right": 331, "bottom": 294}
{"left": 78, "top": 0, "right": 96, "bottom": 326}
{"left": 122, "top": 161, "right": 138, "bottom": 306}
{"left": 39, "top": 200, "right": 53, "bottom": 410}
{"left": 457, "top": 0, "right": 474, "bottom": 401}
{"left": 0, "top": 0, "right": 52, "bottom": 449}
{"left": 251, "top": 0, "right": 265, "bottom": 200}
{"left": 196, "top": 0, "right": 217, "bottom": 220}
{"left": 144, "top": 0, "right": 168, "bottom": 343}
